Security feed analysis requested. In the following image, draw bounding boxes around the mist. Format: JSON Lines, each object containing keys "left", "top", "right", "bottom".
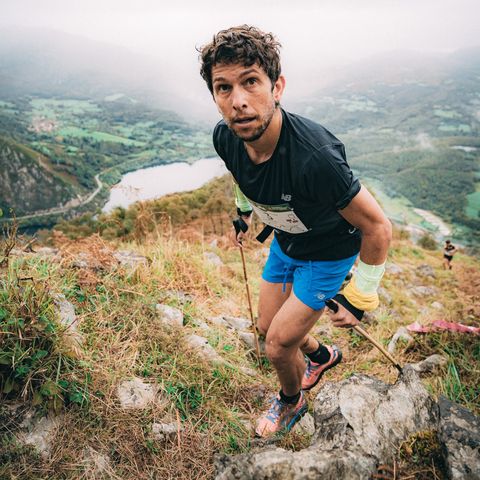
{"left": 2, "top": 0, "right": 479, "bottom": 121}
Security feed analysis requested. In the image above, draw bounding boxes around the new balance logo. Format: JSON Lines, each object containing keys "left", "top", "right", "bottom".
{"left": 281, "top": 193, "right": 292, "bottom": 202}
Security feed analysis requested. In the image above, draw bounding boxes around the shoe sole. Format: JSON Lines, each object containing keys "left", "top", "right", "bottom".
{"left": 302, "top": 348, "right": 343, "bottom": 391}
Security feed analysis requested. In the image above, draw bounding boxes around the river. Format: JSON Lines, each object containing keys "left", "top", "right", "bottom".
{"left": 103, "top": 157, "right": 227, "bottom": 212}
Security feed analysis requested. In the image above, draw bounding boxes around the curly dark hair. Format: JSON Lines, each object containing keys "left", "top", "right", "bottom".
{"left": 198, "top": 25, "right": 282, "bottom": 94}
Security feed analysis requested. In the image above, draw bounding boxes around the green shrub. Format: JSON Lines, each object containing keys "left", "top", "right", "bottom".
{"left": 0, "top": 267, "right": 89, "bottom": 409}
{"left": 417, "top": 233, "right": 437, "bottom": 250}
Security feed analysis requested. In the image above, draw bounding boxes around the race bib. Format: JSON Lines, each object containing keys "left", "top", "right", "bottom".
{"left": 249, "top": 201, "right": 309, "bottom": 234}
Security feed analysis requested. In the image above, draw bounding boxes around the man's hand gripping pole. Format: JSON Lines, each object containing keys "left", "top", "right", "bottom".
{"left": 325, "top": 299, "right": 403, "bottom": 373}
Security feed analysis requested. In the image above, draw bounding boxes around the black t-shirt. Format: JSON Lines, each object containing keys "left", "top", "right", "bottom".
{"left": 213, "top": 109, "right": 362, "bottom": 260}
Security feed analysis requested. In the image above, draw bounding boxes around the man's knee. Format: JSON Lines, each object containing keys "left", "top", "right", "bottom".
{"left": 256, "top": 312, "right": 270, "bottom": 337}
{"left": 265, "top": 333, "right": 296, "bottom": 365}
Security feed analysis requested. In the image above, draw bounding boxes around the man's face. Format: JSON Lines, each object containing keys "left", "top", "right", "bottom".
{"left": 211, "top": 62, "right": 285, "bottom": 142}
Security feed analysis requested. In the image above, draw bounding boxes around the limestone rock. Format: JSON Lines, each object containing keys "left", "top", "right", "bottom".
{"left": 410, "top": 354, "right": 448, "bottom": 374}
{"left": 155, "top": 304, "right": 183, "bottom": 327}
{"left": 215, "top": 367, "right": 438, "bottom": 479}
{"left": 52, "top": 293, "right": 83, "bottom": 358}
{"left": 238, "top": 332, "right": 266, "bottom": 354}
{"left": 386, "top": 263, "right": 403, "bottom": 275}
{"left": 17, "top": 412, "right": 62, "bottom": 458}
{"left": 312, "top": 367, "right": 438, "bottom": 461}
{"left": 410, "top": 285, "right": 437, "bottom": 297}
{"left": 388, "top": 326, "right": 414, "bottom": 354}
{"left": 117, "top": 377, "right": 157, "bottom": 409}
{"left": 378, "top": 286, "right": 393, "bottom": 305}
{"left": 417, "top": 264, "right": 436, "bottom": 278}
{"left": 204, "top": 251, "right": 224, "bottom": 267}
{"left": 73, "top": 252, "right": 90, "bottom": 268}
{"left": 239, "top": 366, "right": 258, "bottom": 377}
{"left": 185, "top": 334, "right": 223, "bottom": 363}
{"left": 164, "top": 289, "right": 194, "bottom": 304}
{"left": 296, "top": 413, "right": 315, "bottom": 436}
{"left": 193, "top": 319, "right": 211, "bottom": 332}
{"left": 36, "top": 247, "right": 60, "bottom": 258}
{"left": 438, "top": 396, "right": 480, "bottom": 480}
{"left": 83, "top": 447, "right": 111, "bottom": 475}
{"left": 152, "top": 422, "right": 182, "bottom": 441}
{"left": 215, "top": 447, "right": 376, "bottom": 480}
{"left": 211, "top": 315, "right": 252, "bottom": 332}
{"left": 113, "top": 250, "right": 148, "bottom": 268}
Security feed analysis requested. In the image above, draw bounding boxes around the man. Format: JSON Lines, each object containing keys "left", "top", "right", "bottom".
{"left": 443, "top": 239, "right": 457, "bottom": 270}
{"left": 198, "top": 25, "right": 391, "bottom": 438}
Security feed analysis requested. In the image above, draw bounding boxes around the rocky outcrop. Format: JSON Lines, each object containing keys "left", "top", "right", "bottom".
{"left": 438, "top": 396, "right": 480, "bottom": 479}
{"left": 215, "top": 366, "right": 479, "bottom": 480}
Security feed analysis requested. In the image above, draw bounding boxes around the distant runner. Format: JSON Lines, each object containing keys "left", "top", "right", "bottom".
{"left": 198, "top": 25, "right": 392, "bottom": 438}
{"left": 443, "top": 239, "right": 457, "bottom": 270}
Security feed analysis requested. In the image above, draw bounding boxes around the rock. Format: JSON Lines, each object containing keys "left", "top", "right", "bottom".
{"left": 215, "top": 447, "right": 376, "bottom": 480}
{"left": 386, "top": 263, "right": 403, "bottom": 275}
{"left": 296, "top": 413, "right": 315, "bottom": 436}
{"left": 155, "top": 304, "right": 183, "bottom": 327}
{"left": 431, "top": 301, "right": 444, "bottom": 310}
{"left": 211, "top": 315, "right": 252, "bottom": 332}
{"left": 83, "top": 447, "right": 111, "bottom": 475}
{"left": 238, "top": 332, "right": 266, "bottom": 354}
{"left": 164, "top": 289, "right": 194, "bottom": 304}
{"left": 17, "top": 412, "right": 62, "bottom": 458}
{"left": 311, "top": 367, "right": 438, "bottom": 461}
{"left": 209, "top": 238, "right": 218, "bottom": 248}
{"left": 113, "top": 250, "right": 148, "bottom": 268}
{"left": 410, "top": 285, "right": 437, "bottom": 297}
{"left": 117, "top": 378, "right": 157, "bottom": 409}
{"left": 73, "top": 252, "right": 90, "bottom": 269}
{"left": 185, "top": 334, "right": 223, "bottom": 363}
{"left": 204, "top": 251, "right": 224, "bottom": 267}
{"left": 239, "top": 366, "right": 258, "bottom": 377}
{"left": 35, "top": 247, "right": 60, "bottom": 258}
{"left": 52, "top": 294, "right": 83, "bottom": 358}
{"left": 152, "top": 422, "right": 182, "bottom": 441}
{"left": 215, "top": 367, "right": 439, "bottom": 479}
{"left": 378, "top": 286, "right": 393, "bottom": 305}
{"left": 193, "top": 319, "right": 211, "bottom": 332}
{"left": 417, "top": 264, "right": 436, "bottom": 278}
{"left": 410, "top": 354, "right": 448, "bottom": 374}
{"left": 388, "top": 326, "right": 414, "bottom": 354}
{"left": 210, "top": 316, "right": 228, "bottom": 328}
{"left": 438, "top": 396, "right": 480, "bottom": 480}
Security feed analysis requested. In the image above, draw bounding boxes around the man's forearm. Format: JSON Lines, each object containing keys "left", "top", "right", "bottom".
{"left": 358, "top": 220, "right": 392, "bottom": 265}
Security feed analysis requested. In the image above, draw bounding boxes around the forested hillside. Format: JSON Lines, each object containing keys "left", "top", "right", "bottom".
{"left": 293, "top": 48, "right": 480, "bottom": 237}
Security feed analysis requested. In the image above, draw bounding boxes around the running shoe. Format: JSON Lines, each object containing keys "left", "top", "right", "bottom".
{"left": 255, "top": 391, "right": 308, "bottom": 438}
{"left": 301, "top": 345, "right": 342, "bottom": 391}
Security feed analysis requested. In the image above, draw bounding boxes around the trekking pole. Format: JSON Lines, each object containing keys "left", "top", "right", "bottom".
{"left": 233, "top": 218, "right": 262, "bottom": 368}
{"left": 325, "top": 299, "right": 403, "bottom": 373}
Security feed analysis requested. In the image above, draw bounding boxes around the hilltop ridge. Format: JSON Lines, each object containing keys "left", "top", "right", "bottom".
{"left": 1, "top": 177, "right": 479, "bottom": 478}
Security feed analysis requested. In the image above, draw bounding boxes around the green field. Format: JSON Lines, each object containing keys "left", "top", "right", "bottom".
{"left": 363, "top": 178, "right": 425, "bottom": 225}
{"left": 31, "top": 98, "right": 100, "bottom": 117}
{"left": 466, "top": 183, "right": 480, "bottom": 219}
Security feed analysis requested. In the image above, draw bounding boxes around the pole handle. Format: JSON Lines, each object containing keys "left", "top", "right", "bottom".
{"left": 325, "top": 299, "right": 403, "bottom": 373}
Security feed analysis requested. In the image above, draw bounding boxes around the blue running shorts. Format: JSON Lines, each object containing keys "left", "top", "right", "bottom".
{"left": 262, "top": 236, "right": 358, "bottom": 310}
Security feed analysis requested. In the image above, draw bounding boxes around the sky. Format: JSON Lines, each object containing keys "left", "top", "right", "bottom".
{"left": 2, "top": 0, "right": 479, "bottom": 115}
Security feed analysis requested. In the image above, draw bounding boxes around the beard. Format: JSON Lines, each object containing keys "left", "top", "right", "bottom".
{"left": 228, "top": 100, "right": 278, "bottom": 142}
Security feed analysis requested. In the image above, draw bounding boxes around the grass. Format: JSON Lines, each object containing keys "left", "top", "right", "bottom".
{"left": 0, "top": 220, "right": 478, "bottom": 478}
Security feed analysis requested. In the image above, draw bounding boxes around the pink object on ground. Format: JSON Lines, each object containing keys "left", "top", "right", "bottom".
{"left": 407, "top": 320, "right": 480, "bottom": 336}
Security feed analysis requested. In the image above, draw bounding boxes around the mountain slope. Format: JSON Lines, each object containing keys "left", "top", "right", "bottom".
{"left": 0, "top": 136, "right": 76, "bottom": 216}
